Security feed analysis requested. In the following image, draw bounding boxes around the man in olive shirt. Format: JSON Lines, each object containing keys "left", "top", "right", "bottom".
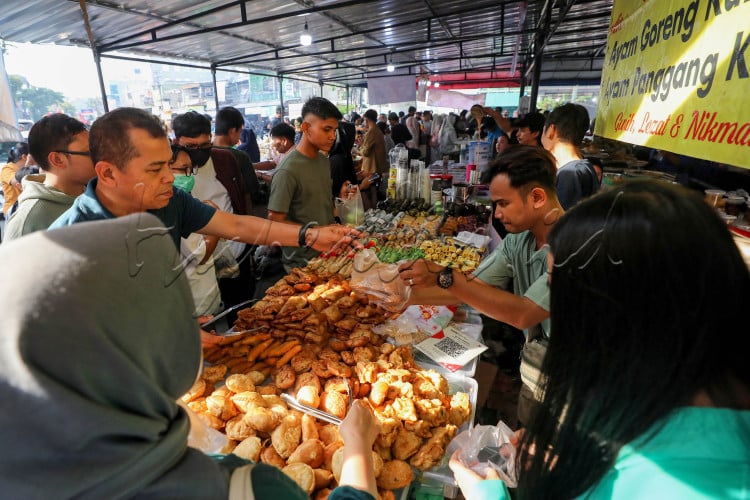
{"left": 268, "top": 97, "right": 341, "bottom": 272}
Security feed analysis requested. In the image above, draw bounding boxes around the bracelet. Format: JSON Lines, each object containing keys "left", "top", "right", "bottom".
{"left": 298, "top": 221, "right": 319, "bottom": 248}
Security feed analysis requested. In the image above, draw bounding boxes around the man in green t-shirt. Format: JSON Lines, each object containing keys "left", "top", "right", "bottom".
{"left": 267, "top": 97, "right": 341, "bottom": 272}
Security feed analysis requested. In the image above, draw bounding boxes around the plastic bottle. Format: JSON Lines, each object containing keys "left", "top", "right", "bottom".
{"left": 421, "top": 162, "right": 431, "bottom": 201}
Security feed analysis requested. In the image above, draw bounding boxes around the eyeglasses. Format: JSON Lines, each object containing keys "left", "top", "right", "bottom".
{"left": 55, "top": 150, "right": 91, "bottom": 157}
{"left": 170, "top": 166, "right": 197, "bottom": 177}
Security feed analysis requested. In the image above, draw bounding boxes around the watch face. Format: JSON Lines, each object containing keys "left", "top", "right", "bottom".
{"left": 437, "top": 268, "right": 453, "bottom": 288}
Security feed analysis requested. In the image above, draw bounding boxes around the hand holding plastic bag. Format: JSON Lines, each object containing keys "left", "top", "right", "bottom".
{"left": 446, "top": 420, "right": 518, "bottom": 488}
{"left": 350, "top": 249, "right": 410, "bottom": 313}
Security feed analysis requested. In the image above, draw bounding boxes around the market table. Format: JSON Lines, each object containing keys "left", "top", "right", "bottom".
{"left": 186, "top": 205, "right": 493, "bottom": 499}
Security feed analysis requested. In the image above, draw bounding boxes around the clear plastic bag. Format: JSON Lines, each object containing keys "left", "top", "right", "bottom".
{"left": 446, "top": 420, "right": 518, "bottom": 487}
{"left": 350, "top": 249, "right": 410, "bottom": 313}
{"left": 336, "top": 185, "right": 365, "bottom": 227}
{"left": 178, "top": 400, "right": 230, "bottom": 454}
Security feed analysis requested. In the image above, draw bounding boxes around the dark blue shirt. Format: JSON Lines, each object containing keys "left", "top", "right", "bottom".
{"left": 49, "top": 178, "right": 217, "bottom": 249}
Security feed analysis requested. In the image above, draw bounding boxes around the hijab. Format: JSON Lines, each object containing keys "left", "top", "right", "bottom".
{"left": 439, "top": 113, "right": 459, "bottom": 153}
{"left": 405, "top": 116, "right": 419, "bottom": 148}
{"left": 0, "top": 213, "right": 229, "bottom": 499}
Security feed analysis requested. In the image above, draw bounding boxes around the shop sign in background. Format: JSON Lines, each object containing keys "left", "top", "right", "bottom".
{"left": 595, "top": 0, "right": 750, "bottom": 169}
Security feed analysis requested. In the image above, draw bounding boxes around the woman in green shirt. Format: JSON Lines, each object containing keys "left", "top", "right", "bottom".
{"left": 450, "top": 181, "right": 750, "bottom": 499}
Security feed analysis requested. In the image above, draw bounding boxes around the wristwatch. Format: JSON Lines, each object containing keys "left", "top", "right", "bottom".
{"left": 298, "top": 221, "right": 319, "bottom": 248}
{"left": 437, "top": 267, "right": 454, "bottom": 289}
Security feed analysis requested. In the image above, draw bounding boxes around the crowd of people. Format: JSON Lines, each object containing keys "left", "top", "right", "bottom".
{"left": 2, "top": 96, "right": 748, "bottom": 499}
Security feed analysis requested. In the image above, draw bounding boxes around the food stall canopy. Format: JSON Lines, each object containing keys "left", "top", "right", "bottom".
{"left": 0, "top": 0, "right": 614, "bottom": 89}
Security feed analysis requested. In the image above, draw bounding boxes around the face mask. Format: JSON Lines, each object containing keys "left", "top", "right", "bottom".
{"left": 186, "top": 148, "right": 211, "bottom": 168}
{"left": 172, "top": 174, "right": 195, "bottom": 193}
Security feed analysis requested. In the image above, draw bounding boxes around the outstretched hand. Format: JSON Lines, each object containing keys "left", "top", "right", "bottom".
{"left": 397, "top": 258, "right": 445, "bottom": 288}
{"left": 449, "top": 449, "right": 501, "bottom": 498}
{"left": 308, "top": 224, "right": 361, "bottom": 253}
{"left": 197, "top": 316, "right": 222, "bottom": 347}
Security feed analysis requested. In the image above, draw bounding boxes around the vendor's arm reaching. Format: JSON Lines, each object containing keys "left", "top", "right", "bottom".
{"left": 399, "top": 146, "right": 562, "bottom": 335}
{"left": 399, "top": 258, "right": 549, "bottom": 331}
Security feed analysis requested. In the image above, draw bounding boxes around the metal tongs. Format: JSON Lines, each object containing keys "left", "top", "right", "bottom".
{"left": 281, "top": 393, "right": 342, "bottom": 426}
{"left": 200, "top": 298, "right": 259, "bottom": 333}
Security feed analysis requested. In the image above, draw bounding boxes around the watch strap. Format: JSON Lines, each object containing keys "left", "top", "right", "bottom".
{"left": 298, "top": 221, "right": 319, "bottom": 248}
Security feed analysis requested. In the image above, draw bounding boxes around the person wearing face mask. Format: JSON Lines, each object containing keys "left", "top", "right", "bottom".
{"left": 170, "top": 145, "right": 222, "bottom": 318}
{"left": 172, "top": 111, "right": 256, "bottom": 325}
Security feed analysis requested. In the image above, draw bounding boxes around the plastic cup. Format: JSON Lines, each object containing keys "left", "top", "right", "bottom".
{"left": 719, "top": 213, "right": 737, "bottom": 226}
{"left": 725, "top": 196, "right": 745, "bottom": 216}
{"left": 704, "top": 189, "right": 725, "bottom": 208}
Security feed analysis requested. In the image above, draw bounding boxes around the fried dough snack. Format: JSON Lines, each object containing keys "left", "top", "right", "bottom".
{"left": 181, "top": 378, "right": 207, "bottom": 403}
{"left": 190, "top": 268, "right": 475, "bottom": 497}
{"left": 376, "top": 460, "right": 414, "bottom": 490}
{"left": 225, "top": 414, "right": 256, "bottom": 441}
{"left": 448, "top": 392, "right": 472, "bottom": 426}
{"left": 287, "top": 439, "right": 325, "bottom": 468}
{"left": 409, "top": 424, "right": 458, "bottom": 470}
{"left": 296, "top": 385, "right": 321, "bottom": 408}
{"left": 272, "top": 414, "right": 301, "bottom": 458}
{"left": 392, "top": 428, "right": 422, "bottom": 461}
{"left": 283, "top": 463, "right": 315, "bottom": 495}
{"left": 224, "top": 373, "right": 256, "bottom": 393}
{"left": 233, "top": 436, "right": 262, "bottom": 462}
{"left": 244, "top": 405, "right": 280, "bottom": 433}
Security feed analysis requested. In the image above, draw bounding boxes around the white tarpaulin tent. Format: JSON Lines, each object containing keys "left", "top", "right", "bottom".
{"left": 0, "top": 49, "right": 21, "bottom": 143}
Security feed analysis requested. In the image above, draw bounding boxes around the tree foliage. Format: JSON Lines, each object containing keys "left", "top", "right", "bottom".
{"left": 8, "top": 75, "right": 75, "bottom": 120}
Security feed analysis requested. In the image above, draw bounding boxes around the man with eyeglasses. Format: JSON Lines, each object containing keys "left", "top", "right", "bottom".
{"left": 3, "top": 114, "right": 95, "bottom": 241}
{"left": 172, "top": 110, "right": 259, "bottom": 318}
{"left": 49, "top": 108, "right": 353, "bottom": 314}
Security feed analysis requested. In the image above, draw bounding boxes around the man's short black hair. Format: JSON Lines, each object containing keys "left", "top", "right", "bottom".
{"left": 363, "top": 109, "right": 378, "bottom": 123}
{"left": 545, "top": 103, "right": 590, "bottom": 145}
{"left": 301, "top": 97, "right": 343, "bottom": 121}
{"left": 270, "top": 122, "right": 295, "bottom": 142}
{"left": 388, "top": 112, "right": 399, "bottom": 122}
{"left": 28, "top": 114, "right": 87, "bottom": 171}
{"left": 487, "top": 145, "right": 557, "bottom": 196}
{"left": 172, "top": 111, "right": 211, "bottom": 139}
{"left": 515, "top": 112, "right": 546, "bottom": 134}
{"left": 408, "top": 106, "right": 416, "bottom": 114}
{"left": 215, "top": 107, "right": 245, "bottom": 135}
{"left": 90, "top": 107, "right": 166, "bottom": 168}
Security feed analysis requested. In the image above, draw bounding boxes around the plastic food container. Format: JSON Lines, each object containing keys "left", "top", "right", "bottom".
{"left": 419, "top": 373, "right": 479, "bottom": 488}
{"left": 705, "top": 189, "right": 726, "bottom": 208}
{"left": 719, "top": 212, "right": 737, "bottom": 225}
{"left": 725, "top": 196, "right": 745, "bottom": 216}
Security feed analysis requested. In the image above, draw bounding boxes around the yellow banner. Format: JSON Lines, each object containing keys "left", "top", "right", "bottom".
{"left": 595, "top": 0, "right": 750, "bottom": 169}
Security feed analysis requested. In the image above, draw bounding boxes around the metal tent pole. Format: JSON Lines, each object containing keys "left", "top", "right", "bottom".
{"left": 211, "top": 64, "right": 219, "bottom": 112}
{"left": 78, "top": 0, "right": 109, "bottom": 112}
